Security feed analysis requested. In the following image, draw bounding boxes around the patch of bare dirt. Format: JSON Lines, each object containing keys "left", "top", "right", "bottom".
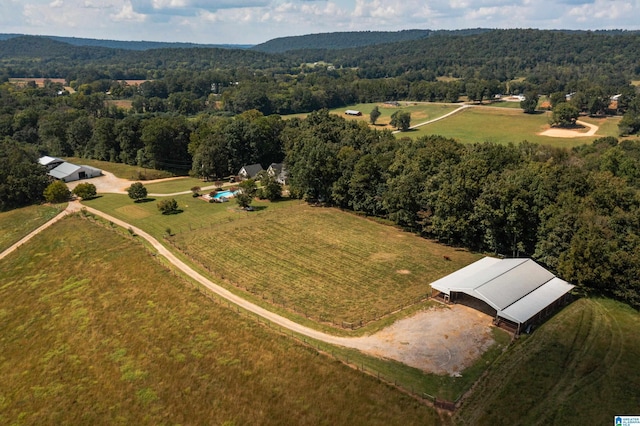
{"left": 539, "top": 120, "right": 598, "bottom": 138}
{"left": 347, "top": 304, "right": 496, "bottom": 375}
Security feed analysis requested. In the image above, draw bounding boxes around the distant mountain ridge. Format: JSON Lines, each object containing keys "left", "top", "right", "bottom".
{"left": 0, "top": 33, "right": 252, "bottom": 51}
{"left": 251, "top": 29, "right": 491, "bottom": 53}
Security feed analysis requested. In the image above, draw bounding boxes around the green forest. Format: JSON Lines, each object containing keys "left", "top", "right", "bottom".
{"left": 1, "top": 29, "right": 640, "bottom": 309}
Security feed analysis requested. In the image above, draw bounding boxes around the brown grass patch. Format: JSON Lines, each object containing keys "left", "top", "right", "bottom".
{"left": 115, "top": 204, "right": 152, "bottom": 219}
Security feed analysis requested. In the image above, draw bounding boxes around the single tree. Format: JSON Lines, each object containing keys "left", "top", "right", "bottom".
{"left": 44, "top": 180, "right": 70, "bottom": 203}
{"left": 72, "top": 182, "right": 97, "bottom": 200}
{"left": 260, "top": 173, "right": 282, "bottom": 201}
{"left": 390, "top": 110, "right": 411, "bottom": 131}
{"left": 550, "top": 103, "right": 579, "bottom": 127}
{"left": 520, "top": 92, "right": 538, "bottom": 114}
{"left": 369, "top": 106, "right": 381, "bottom": 125}
{"left": 127, "top": 182, "right": 147, "bottom": 202}
{"left": 157, "top": 198, "right": 179, "bottom": 214}
{"left": 235, "top": 192, "right": 253, "bottom": 209}
{"left": 239, "top": 178, "right": 258, "bottom": 198}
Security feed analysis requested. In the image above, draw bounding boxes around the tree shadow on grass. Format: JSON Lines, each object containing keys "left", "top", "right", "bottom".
{"left": 135, "top": 198, "right": 156, "bottom": 203}
{"left": 161, "top": 209, "right": 184, "bottom": 215}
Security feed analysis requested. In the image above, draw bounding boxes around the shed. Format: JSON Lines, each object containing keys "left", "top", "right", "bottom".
{"left": 430, "top": 257, "right": 574, "bottom": 334}
{"left": 48, "top": 162, "right": 102, "bottom": 182}
{"left": 238, "top": 164, "right": 264, "bottom": 180}
{"left": 345, "top": 110, "right": 362, "bottom": 116}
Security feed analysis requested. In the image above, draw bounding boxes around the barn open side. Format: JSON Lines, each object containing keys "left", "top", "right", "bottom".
{"left": 430, "top": 257, "right": 574, "bottom": 334}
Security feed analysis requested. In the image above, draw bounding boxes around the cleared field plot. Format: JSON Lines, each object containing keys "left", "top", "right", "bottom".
{"left": 64, "top": 157, "right": 176, "bottom": 180}
{"left": 402, "top": 107, "right": 618, "bottom": 148}
{"left": 171, "top": 203, "right": 481, "bottom": 324}
{"left": 0, "top": 216, "right": 442, "bottom": 425}
{"left": 0, "top": 203, "right": 66, "bottom": 252}
{"left": 144, "top": 177, "right": 219, "bottom": 194}
{"left": 456, "top": 298, "right": 640, "bottom": 425}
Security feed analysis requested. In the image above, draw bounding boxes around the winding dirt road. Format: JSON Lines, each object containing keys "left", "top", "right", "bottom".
{"left": 2, "top": 199, "right": 494, "bottom": 375}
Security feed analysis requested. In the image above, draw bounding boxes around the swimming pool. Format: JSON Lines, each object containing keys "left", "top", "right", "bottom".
{"left": 213, "top": 190, "right": 237, "bottom": 199}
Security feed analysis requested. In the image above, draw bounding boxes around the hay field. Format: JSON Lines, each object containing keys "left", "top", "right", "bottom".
{"left": 0, "top": 203, "right": 66, "bottom": 252}
{"left": 171, "top": 202, "right": 481, "bottom": 324}
{"left": 0, "top": 215, "right": 443, "bottom": 425}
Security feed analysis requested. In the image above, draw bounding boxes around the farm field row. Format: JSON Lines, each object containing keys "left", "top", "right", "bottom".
{"left": 83, "top": 194, "right": 481, "bottom": 325}
{"left": 0, "top": 216, "right": 443, "bottom": 425}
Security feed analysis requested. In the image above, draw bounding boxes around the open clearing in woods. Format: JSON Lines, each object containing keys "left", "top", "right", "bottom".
{"left": 0, "top": 216, "right": 444, "bottom": 425}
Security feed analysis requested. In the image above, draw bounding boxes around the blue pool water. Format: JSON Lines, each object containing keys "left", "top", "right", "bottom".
{"left": 213, "top": 190, "right": 236, "bottom": 199}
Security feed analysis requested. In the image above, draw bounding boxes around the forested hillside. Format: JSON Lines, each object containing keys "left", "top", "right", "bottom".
{"left": 251, "top": 29, "right": 489, "bottom": 53}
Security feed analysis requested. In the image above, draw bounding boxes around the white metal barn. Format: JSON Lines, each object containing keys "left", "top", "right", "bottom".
{"left": 430, "top": 257, "right": 574, "bottom": 334}
{"left": 48, "top": 162, "right": 102, "bottom": 183}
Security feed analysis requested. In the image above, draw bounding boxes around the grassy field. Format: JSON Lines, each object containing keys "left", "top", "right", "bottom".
{"left": 287, "top": 102, "right": 460, "bottom": 131}
{"left": 143, "top": 177, "right": 223, "bottom": 194}
{"left": 170, "top": 202, "right": 481, "bottom": 324}
{"left": 82, "top": 195, "right": 481, "bottom": 325}
{"left": 405, "top": 107, "right": 618, "bottom": 148}
{"left": 64, "top": 157, "right": 177, "bottom": 180}
{"left": 0, "top": 203, "right": 66, "bottom": 252}
{"left": 456, "top": 297, "right": 640, "bottom": 424}
{"left": 0, "top": 216, "right": 443, "bottom": 425}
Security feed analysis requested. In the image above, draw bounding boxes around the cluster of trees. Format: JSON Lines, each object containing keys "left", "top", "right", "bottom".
{"left": 284, "top": 111, "right": 640, "bottom": 307}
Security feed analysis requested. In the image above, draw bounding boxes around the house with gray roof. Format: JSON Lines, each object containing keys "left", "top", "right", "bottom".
{"left": 238, "top": 164, "right": 264, "bottom": 180}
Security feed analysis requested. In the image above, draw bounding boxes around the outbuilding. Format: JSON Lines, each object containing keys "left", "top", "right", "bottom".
{"left": 345, "top": 110, "right": 362, "bottom": 116}
{"left": 430, "top": 257, "right": 574, "bottom": 334}
{"left": 48, "top": 162, "right": 102, "bottom": 182}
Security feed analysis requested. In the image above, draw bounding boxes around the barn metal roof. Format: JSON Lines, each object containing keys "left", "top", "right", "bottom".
{"left": 430, "top": 257, "right": 574, "bottom": 324}
{"left": 49, "top": 162, "right": 80, "bottom": 179}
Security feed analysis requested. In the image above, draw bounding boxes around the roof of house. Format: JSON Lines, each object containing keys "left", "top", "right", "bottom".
{"left": 239, "top": 164, "right": 264, "bottom": 178}
{"left": 268, "top": 163, "right": 284, "bottom": 173}
{"left": 430, "top": 257, "right": 574, "bottom": 324}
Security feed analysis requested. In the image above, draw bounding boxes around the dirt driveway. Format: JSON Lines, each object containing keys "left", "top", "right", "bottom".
{"left": 348, "top": 304, "right": 495, "bottom": 375}
{"left": 539, "top": 120, "right": 599, "bottom": 138}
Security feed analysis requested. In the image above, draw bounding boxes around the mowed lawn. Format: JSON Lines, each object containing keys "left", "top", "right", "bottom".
{"left": 403, "top": 107, "right": 619, "bottom": 148}
{"left": 456, "top": 298, "right": 640, "bottom": 425}
{"left": 0, "top": 216, "right": 443, "bottom": 425}
{"left": 0, "top": 203, "right": 66, "bottom": 252}
{"left": 172, "top": 203, "right": 482, "bottom": 324}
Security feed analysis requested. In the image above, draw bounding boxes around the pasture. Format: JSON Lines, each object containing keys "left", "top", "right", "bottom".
{"left": 82, "top": 195, "right": 481, "bottom": 326}
{"left": 456, "top": 297, "right": 640, "bottom": 424}
{"left": 405, "top": 107, "right": 619, "bottom": 147}
{"left": 0, "top": 203, "right": 66, "bottom": 252}
{"left": 0, "top": 216, "right": 443, "bottom": 425}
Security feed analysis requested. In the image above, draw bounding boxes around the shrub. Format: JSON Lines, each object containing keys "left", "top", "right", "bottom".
{"left": 72, "top": 182, "right": 97, "bottom": 200}
{"left": 157, "top": 198, "right": 179, "bottom": 214}
{"left": 43, "top": 180, "right": 70, "bottom": 203}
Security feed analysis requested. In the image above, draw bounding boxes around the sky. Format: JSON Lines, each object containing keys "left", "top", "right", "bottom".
{"left": 1, "top": 0, "right": 639, "bottom": 45}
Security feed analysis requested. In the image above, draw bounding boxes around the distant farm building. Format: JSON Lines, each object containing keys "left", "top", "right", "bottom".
{"left": 39, "top": 157, "right": 102, "bottom": 182}
{"left": 430, "top": 257, "right": 574, "bottom": 334}
{"left": 38, "top": 156, "right": 65, "bottom": 171}
{"left": 238, "top": 164, "right": 264, "bottom": 180}
{"left": 345, "top": 110, "right": 362, "bottom": 116}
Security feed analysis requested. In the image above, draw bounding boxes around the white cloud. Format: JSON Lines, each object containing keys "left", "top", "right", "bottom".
{"left": 112, "top": 1, "right": 146, "bottom": 21}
